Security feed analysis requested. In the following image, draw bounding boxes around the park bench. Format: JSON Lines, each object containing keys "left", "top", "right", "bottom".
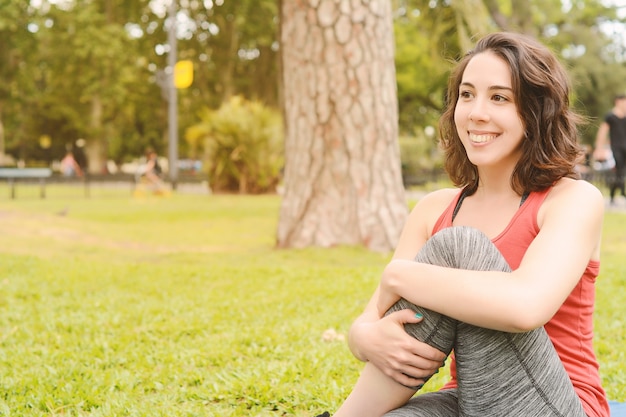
{"left": 0, "top": 167, "right": 53, "bottom": 199}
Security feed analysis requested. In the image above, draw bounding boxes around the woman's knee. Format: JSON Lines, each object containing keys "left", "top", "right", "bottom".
{"left": 384, "top": 227, "right": 511, "bottom": 362}
{"left": 420, "top": 226, "right": 510, "bottom": 272}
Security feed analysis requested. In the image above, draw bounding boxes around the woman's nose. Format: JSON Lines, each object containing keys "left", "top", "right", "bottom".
{"left": 468, "top": 99, "right": 490, "bottom": 122}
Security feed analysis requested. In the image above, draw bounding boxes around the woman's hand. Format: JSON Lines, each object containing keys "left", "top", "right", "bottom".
{"left": 592, "top": 147, "right": 610, "bottom": 162}
{"left": 350, "top": 309, "right": 447, "bottom": 387}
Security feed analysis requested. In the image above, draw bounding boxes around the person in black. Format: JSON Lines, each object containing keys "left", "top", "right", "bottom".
{"left": 73, "top": 139, "right": 88, "bottom": 175}
{"left": 594, "top": 94, "right": 626, "bottom": 204}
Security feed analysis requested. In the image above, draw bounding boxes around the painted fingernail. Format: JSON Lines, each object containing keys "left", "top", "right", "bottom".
{"left": 415, "top": 312, "right": 423, "bottom": 319}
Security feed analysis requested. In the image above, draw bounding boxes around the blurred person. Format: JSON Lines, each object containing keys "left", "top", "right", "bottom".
{"left": 74, "top": 139, "right": 88, "bottom": 175}
{"left": 60, "top": 150, "right": 83, "bottom": 177}
{"left": 594, "top": 94, "right": 626, "bottom": 204}
{"left": 140, "top": 149, "right": 166, "bottom": 194}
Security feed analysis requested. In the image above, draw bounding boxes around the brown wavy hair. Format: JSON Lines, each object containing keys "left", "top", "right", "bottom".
{"left": 438, "top": 32, "right": 584, "bottom": 195}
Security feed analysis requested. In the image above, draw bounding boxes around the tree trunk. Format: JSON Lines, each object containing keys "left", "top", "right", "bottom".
{"left": 86, "top": 95, "right": 107, "bottom": 174}
{"left": 0, "top": 103, "right": 5, "bottom": 163}
{"left": 277, "top": 0, "right": 408, "bottom": 252}
{"left": 221, "top": 15, "right": 239, "bottom": 102}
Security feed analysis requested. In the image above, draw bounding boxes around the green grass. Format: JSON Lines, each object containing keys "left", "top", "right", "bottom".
{"left": 0, "top": 184, "right": 623, "bottom": 416}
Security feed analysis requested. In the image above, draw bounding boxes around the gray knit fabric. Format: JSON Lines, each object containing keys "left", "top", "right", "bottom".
{"left": 383, "top": 226, "right": 586, "bottom": 417}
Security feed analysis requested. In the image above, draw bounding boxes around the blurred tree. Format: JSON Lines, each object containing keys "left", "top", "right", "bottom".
{"left": 2, "top": 0, "right": 166, "bottom": 171}
{"left": 2, "top": 0, "right": 626, "bottom": 176}
{"left": 91, "top": 0, "right": 168, "bottom": 167}
{"left": 277, "top": 0, "right": 408, "bottom": 252}
{"left": 393, "top": 1, "right": 458, "bottom": 134}
{"left": 33, "top": 3, "right": 142, "bottom": 172}
{"left": 175, "top": 0, "right": 280, "bottom": 160}
{"left": 0, "top": 1, "right": 39, "bottom": 164}
{"left": 0, "top": 0, "right": 280, "bottom": 170}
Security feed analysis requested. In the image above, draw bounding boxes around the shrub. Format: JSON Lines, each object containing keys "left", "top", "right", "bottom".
{"left": 185, "top": 96, "right": 284, "bottom": 193}
{"left": 398, "top": 130, "right": 443, "bottom": 186}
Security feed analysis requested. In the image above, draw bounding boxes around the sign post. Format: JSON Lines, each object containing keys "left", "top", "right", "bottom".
{"left": 167, "top": 0, "right": 178, "bottom": 190}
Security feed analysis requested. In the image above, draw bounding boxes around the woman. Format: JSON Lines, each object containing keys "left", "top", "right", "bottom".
{"left": 320, "top": 32, "right": 609, "bottom": 417}
{"left": 141, "top": 149, "right": 166, "bottom": 193}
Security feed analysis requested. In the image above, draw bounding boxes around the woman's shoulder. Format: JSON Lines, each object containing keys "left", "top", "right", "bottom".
{"left": 414, "top": 187, "right": 460, "bottom": 208}
{"left": 409, "top": 187, "right": 461, "bottom": 223}
{"left": 394, "top": 188, "right": 461, "bottom": 259}
{"left": 547, "top": 178, "right": 603, "bottom": 202}
{"left": 539, "top": 179, "right": 604, "bottom": 221}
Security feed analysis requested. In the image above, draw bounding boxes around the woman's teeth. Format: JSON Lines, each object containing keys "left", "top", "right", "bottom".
{"left": 469, "top": 133, "right": 497, "bottom": 143}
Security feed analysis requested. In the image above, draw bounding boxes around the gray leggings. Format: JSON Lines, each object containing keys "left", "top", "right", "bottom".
{"left": 383, "top": 226, "right": 587, "bottom": 417}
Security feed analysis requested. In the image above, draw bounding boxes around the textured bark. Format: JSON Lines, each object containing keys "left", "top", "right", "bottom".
{"left": 277, "top": 0, "right": 408, "bottom": 252}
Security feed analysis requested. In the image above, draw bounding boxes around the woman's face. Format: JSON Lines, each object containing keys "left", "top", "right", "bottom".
{"left": 454, "top": 51, "right": 525, "bottom": 171}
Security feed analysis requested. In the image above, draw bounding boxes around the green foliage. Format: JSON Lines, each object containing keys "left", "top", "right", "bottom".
{"left": 0, "top": 188, "right": 623, "bottom": 416}
{"left": 393, "top": 6, "right": 455, "bottom": 134}
{"left": 399, "top": 133, "right": 443, "bottom": 185}
{"left": 0, "top": 0, "right": 280, "bottom": 167}
{"left": 185, "top": 96, "right": 284, "bottom": 194}
{"left": 3, "top": 0, "right": 626, "bottom": 169}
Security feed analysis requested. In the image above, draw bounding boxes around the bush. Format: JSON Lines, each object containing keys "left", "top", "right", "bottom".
{"left": 185, "top": 96, "right": 284, "bottom": 193}
{"left": 398, "top": 131, "right": 443, "bottom": 186}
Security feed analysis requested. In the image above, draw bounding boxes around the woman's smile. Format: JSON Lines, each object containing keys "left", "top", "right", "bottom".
{"left": 468, "top": 132, "right": 499, "bottom": 144}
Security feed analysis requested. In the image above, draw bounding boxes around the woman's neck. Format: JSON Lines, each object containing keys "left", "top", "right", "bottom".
{"left": 475, "top": 165, "right": 520, "bottom": 198}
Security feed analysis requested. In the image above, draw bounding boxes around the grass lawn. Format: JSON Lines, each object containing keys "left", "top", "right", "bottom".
{"left": 0, "top": 183, "right": 624, "bottom": 416}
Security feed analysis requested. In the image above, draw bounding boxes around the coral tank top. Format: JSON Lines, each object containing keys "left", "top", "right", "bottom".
{"left": 432, "top": 187, "right": 609, "bottom": 417}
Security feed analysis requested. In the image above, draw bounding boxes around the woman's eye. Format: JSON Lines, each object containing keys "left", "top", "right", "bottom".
{"left": 492, "top": 94, "right": 508, "bottom": 102}
{"left": 459, "top": 90, "right": 473, "bottom": 98}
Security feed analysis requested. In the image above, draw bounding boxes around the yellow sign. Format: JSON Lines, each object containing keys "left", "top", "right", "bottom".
{"left": 39, "top": 135, "right": 51, "bottom": 149}
{"left": 174, "top": 60, "right": 193, "bottom": 89}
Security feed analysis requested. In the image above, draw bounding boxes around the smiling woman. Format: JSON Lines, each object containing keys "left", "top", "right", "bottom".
{"left": 318, "top": 31, "right": 610, "bottom": 417}
{"left": 453, "top": 51, "right": 525, "bottom": 176}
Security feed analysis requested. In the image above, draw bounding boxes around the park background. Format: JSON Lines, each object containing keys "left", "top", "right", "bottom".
{"left": 5, "top": 0, "right": 626, "bottom": 186}
{"left": 1, "top": 1, "right": 625, "bottom": 416}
